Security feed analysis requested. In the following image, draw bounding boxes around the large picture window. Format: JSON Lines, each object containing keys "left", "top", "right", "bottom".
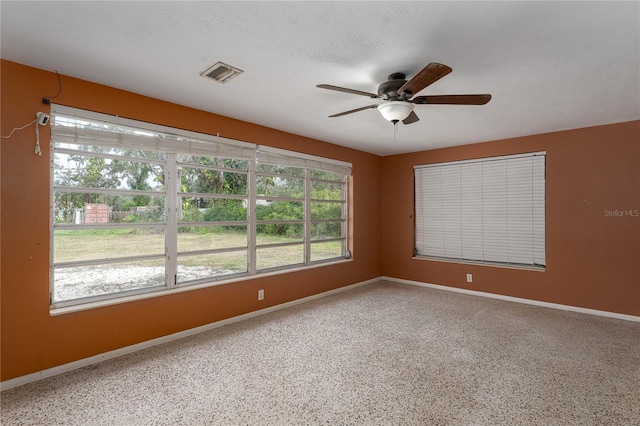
{"left": 50, "top": 105, "right": 350, "bottom": 308}
{"left": 414, "top": 152, "right": 545, "bottom": 268}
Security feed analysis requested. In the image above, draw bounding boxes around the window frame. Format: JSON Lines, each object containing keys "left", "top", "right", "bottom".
{"left": 49, "top": 105, "right": 351, "bottom": 309}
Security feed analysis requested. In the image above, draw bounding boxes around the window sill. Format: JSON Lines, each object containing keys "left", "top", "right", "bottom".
{"left": 412, "top": 256, "right": 545, "bottom": 272}
{"left": 50, "top": 258, "right": 353, "bottom": 316}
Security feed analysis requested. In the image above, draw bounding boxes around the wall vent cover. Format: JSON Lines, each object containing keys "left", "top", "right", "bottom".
{"left": 200, "top": 62, "right": 243, "bottom": 84}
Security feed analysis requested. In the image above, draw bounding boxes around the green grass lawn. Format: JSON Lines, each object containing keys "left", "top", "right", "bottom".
{"left": 53, "top": 228, "right": 343, "bottom": 302}
{"left": 55, "top": 228, "right": 342, "bottom": 268}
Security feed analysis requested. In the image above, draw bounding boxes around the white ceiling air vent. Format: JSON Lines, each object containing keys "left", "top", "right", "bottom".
{"left": 200, "top": 62, "right": 243, "bottom": 84}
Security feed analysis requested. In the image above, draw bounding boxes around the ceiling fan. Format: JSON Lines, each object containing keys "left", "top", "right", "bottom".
{"left": 317, "top": 62, "right": 491, "bottom": 125}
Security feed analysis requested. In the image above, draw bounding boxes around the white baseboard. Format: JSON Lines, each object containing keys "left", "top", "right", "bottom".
{"left": 383, "top": 276, "right": 640, "bottom": 323}
{"left": 4, "top": 276, "right": 637, "bottom": 391}
{"left": 0, "top": 278, "right": 378, "bottom": 392}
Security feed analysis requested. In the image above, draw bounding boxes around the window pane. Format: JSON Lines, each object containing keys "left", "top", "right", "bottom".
{"left": 53, "top": 143, "right": 165, "bottom": 161}
{"left": 53, "top": 152, "right": 165, "bottom": 191}
{"left": 256, "top": 201, "right": 304, "bottom": 222}
{"left": 178, "top": 155, "right": 248, "bottom": 170}
{"left": 311, "top": 170, "right": 342, "bottom": 181}
{"left": 53, "top": 193, "right": 165, "bottom": 224}
{"left": 54, "top": 227, "right": 165, "bottom": 263}
{"left": 180, "top": 198, "right": 247, "bottom": 222}
{"left": 180, "top": 166, "right": 247, "bottom": 196}
{"left": 311, "top": 202, "right": 343, "bottom": 220}
{"left": 256, "top": 245, "right": 304, "bottom": 270}
{"left": 311, "top": 222, "right": 343, "bottom": 240}
{"left": 177, "top": 227, "right": 247, "bottom": 252}
{"left": 177, "top": 251, "right": 247, "bottom": 283}
{"left": 53, "top": 258, "right": 165, "bottom": 302}
{"left": 256, "top": 224, "right": 303, "bottom": 245}
{"left": 180, "top": 196, "right": 215, "bottom": 212}
{"left": 311, "top": 241, "right": 344, "bottom": 262}
{"left": 310, "top": 180, "right": 344, "bottom": 200}
{"left": 256, "top": 164, "right": 304, "bottom": 177}
{"left": 256, "top": 175, "right": 304, "bottom": 199}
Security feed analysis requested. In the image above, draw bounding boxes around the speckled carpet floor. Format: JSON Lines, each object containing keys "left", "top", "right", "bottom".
{"left": 1, "top": 281, "right": 639, "bottom": 425}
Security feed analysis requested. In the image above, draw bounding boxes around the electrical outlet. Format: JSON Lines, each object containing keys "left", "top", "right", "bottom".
{"left": 258, "top": 289, "right": 264, "bottom": 301}
{"left": 466, "top": 274, "right": 473, "bottom": 283}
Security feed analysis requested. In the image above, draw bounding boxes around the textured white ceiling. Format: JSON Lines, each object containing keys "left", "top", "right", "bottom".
{"left": 2, "top": 1, "right": 639, "bottom": 156}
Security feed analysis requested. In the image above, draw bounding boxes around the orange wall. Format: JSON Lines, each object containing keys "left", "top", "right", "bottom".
{"left": 2, "top": 59, "right": 638, "bottom": 383}
{"left": 0, "top": 60, "right": 382, "bottom": 381}
{"left": 381, "top": 121, "right": 640, "bottom": 316}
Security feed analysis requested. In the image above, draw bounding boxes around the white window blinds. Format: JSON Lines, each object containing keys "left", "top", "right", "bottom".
{"left": 414, "top": 152, "right": 545, "bottom": 268}
{"left": 50, "top": 104, "right": 256, "bottom": 160}
{"left": 257, "top": 146, "right": 352, "bottom": 176}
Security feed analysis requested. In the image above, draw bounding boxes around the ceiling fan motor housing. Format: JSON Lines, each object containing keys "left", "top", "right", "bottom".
{"left": 378, "top": 73, "right": 407, "bottom": 100}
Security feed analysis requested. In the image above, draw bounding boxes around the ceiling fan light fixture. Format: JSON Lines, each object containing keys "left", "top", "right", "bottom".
{"left": 377, "top": 101, "right": 414, "bottom": 123}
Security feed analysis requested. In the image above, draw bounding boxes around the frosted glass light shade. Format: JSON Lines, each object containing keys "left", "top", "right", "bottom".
{"left": 377, "top": 101, "right": 414, "bottom": 122}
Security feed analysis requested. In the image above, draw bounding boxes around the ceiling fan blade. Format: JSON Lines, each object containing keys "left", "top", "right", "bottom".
{"left": 328, "top": 104, "right": 379, "bottom": 118}
{"left": 412, "top": 94, "right": 492, "bottom": 105}
{"left": 398, "top": 63, "right": 452, "bottom": 98}
{"left": 402, "top": 111, "right": 420, "bottom": 125}
{"left": 317, "top": 84, "right": 380, "bottom": 98}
